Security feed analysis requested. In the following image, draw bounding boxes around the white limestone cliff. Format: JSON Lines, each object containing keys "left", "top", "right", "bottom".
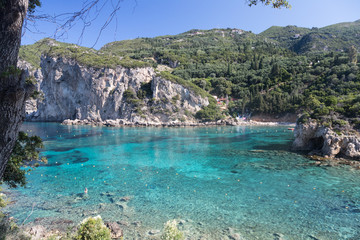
{"left": 23, "top": 56, "right": 209, "bottom": 125}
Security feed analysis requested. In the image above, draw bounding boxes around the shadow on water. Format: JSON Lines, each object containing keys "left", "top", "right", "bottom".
{"left": 44, "top": 162, "right": 63, "bottom": 167}
{"left": 72, "top": 157, "right": 89, "bottom": 164}
{"left": 42, "top": 150, "right": 89, "bottom": 166}
{"left": 206, "top": 134, "right": 252, "bottom": 144}
{"left": 64, "top": 132, "right": 102, "bottom": 140}
{"left": 126, "top": 136, "right": 170, "bottom": 144}
{"left": 253, "top": 140, "right": 293, "bottom": 151}
{"left": 51, "top": 147, "right": 76, "bottom": 152}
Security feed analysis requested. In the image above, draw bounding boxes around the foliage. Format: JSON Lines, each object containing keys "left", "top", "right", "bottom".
{"left": 123, "top": 89, "right": 137, "bottom": 100}
{"left": 75, "top": 216, "right": 111, "bottom": 240}
{"left": 349, "top": 45, "right": 358, "bottom": 64}
{"left": 247, "top": 0, "right": 291, "bottom": 8}
{"left": 138, "top": 81, "right": 153, "bottom": 99}
{"left": 210, "top": 77, "right": 232, "bottom": 97}
{"left": 2, "top": 132, "right": 46, "bottom": 188}
{"left": 19, "top": 21, "right": 360, "bottom": 125}
{"left": 0, "top": 66, "right": 22, "bottom": 78}
{"left": 0, "top": 188, "right": 7, "bottom": 208}
{"left": 195, "top": 102, "right": 223, "bottom": 122}
{"left": 157, "top": 71, "right": 215, "bottom": 104}
{"left": 259, "top": 25, "right": 311, "bottom": 49}
{"left": 123, "top": 89, "right": 143, "bottom": 109}
{"left": 160, "top": 220, "right": 184, "bottom": 240}
{"left": 28, "top": 0, "right": 41, "bottom": 14}
{"left": 0, "top": 214, "right": 31, "bottom": 240}
{"left": 19, "top": 38, "right": 150, "bottom": 69}
{"left": 172, "top": 94, "right": 180, "bottom": 104}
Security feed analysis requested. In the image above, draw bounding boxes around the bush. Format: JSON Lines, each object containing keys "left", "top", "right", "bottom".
{"left": 123, "top": 89, "right": 136, "bottom": 100}
{"left": 0, "top": 188, "right": 7, "bottom": 208}
{"left": 76, "top": 216, "right": 111, "bottom": 240}
{"left": 297, "top": 112, "right": 310, "bottom": 124}
{"left": 161, "top": 220, "right": 184, "bottom": 240}
{"left": 195, "top": 103, "right": 223, "bottom": 122}
{"left": 157, "top": 71, "right": 214, "bottom": 102}
{"left": 333, "top": 119, "right": 348, "bottom": 127}
{"left": 172, "top": 94, "right": 180, "bottom": 104}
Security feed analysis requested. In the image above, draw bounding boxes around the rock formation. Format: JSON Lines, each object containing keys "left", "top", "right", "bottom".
{"left": 17, "top": 60, "right": 43, "bottom": 115}
{"left": 23, "top": 56, "right": 210, "bottom": 125}
{"left": 293, "top": 121, "right": 360, "bottom": 159}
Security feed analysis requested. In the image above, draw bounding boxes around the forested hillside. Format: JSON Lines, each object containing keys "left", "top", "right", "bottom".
{"left": 20, "top": 20, "right": 360, "bottom": 128}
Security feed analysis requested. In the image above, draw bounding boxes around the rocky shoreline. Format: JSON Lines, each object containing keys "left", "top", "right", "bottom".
{"left": 6, "top": 215, "right": 297, "bottom": 240}
{"left": 293, "top": 121, "right": 360, "bottom": 159}
{"left": 61, "top": 118, "right": 296, "bottom": 127}
{"left": 292, "top": 120, "right": 360, "bottom": 168}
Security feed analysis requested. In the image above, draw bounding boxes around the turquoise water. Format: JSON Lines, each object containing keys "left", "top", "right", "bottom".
{"left": 4, "top": 123, "right": 360, "bottom": 239}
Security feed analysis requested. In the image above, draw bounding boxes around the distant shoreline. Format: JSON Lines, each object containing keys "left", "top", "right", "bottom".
{"left": 56, "top": 119, "right": 296, "bottom": 128}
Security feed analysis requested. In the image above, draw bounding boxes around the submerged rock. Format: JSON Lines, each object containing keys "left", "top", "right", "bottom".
{"left": 148, "top": 229, "right": 161, "bottom": 235}
{"left": 132, "top": 221, "right": 142, "bottom": 227}
{"left": 273, "top": 232, "right": 285, "bottom": 240}
{"left": 227, "top": 227, "right": 244, "bottom": 240}
{"left": 120, "top": 196, "right": 132, "bottom": 202}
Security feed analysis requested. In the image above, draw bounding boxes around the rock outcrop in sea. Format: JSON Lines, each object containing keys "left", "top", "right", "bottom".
{"left": 293, "top": 121, "right": 360, "bottom": 159}
{"left": 23, "top": 56, "right": 209, "bottom": 125}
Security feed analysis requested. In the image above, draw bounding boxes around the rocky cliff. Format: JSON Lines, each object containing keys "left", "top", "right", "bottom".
{"left": 292, "top": 121, "right": 360, "bottom": 159}
{"left": 17, "top": 60, "right": 43, "bottom": 114}
{"left": 24, "top": 56, "right": 210, "bottom": 125}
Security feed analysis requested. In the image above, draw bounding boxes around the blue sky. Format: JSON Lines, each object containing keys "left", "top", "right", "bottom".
{"left": 22, "top": 0, "right": 360, "bottom": 49}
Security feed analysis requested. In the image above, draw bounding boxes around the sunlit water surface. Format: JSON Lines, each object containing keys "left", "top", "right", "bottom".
{"left": 4, "top": 123, "right": 360, "bottom": 239}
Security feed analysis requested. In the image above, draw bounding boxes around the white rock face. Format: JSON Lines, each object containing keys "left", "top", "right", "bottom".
{"left": 293, "top": 121, "right": 360, "bottom": 159}
{"left": 18, "top": 59, "right": 43, "bottom": 114}
{"left": 25, "top": 56, "right": 209, "bottom": 124}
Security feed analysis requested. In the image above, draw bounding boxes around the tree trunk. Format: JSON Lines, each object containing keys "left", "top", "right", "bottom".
{"left": 0, "top": 0, "right": 31, "bottom": 179}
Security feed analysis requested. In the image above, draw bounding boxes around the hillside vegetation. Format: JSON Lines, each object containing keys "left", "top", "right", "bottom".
{"left": 20, "top": 20, "right": 360, "bottom": 127}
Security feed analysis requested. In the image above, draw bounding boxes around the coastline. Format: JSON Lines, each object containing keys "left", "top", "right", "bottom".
{"left": 59, "top": 118, "right": 296, "bottom": 128}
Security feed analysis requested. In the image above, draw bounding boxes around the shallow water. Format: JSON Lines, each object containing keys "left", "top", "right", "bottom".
{"left": 4, "top": 123, "right": 360, "bottom": 239}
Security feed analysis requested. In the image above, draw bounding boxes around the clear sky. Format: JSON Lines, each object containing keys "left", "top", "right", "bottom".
{"left": 21, "top": 0, "right": 360, "bottom": 49}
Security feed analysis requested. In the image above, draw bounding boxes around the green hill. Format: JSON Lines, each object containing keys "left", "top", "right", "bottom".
{"left": 19, "top": 38, "right": 150, "bottom": 69}
{"left": 20, "top": 20, "right": 360, "bottom": 127}
{"left": 260, "top": 19, "right": 360, "bottom": 54}
{"left": 259, "top": 25, "right": 311, "bottom": 49}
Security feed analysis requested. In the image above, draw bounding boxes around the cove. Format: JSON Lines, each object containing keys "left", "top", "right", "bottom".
{"left": 4, "top": 122, "right": 360, "bottom": 239}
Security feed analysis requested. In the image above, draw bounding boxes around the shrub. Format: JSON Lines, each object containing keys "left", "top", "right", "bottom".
{"left": 195, "top": 103, "right": 223, "bottom": 122}
{"left": 0, "top": 188, "right": 7, "bottom": 208}
{"left": 172, "top": 94, "right": 180, "bottom": 104}
{"left": 333, "top": 119, "right": 348, "bottom": 127}
{"left": 157, "top": 71, "right": 215, "bottom": 102}
{"left": 75, "top": 216, "right": 111, "bottom": 240}
{"left": 137, "top": 89, "right": 146, "bottom": 99}
{"left": 297, "top": 112, "right": 310, "bottom": 124}
{"left": 123, "top": 89, "right": 136, "bottom": 100}
{"left": 184, "top": 110, "right": 193, "bottom": 117}
{"left": 160, "top": 220, "right": 184, "bottom": 240}
{"left": 3, "top": 132, "right": 46, "bottom": 188}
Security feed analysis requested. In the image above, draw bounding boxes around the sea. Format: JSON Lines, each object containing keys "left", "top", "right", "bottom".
{"left": 3, "top": 122, "right": 360, "bottom": 239}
